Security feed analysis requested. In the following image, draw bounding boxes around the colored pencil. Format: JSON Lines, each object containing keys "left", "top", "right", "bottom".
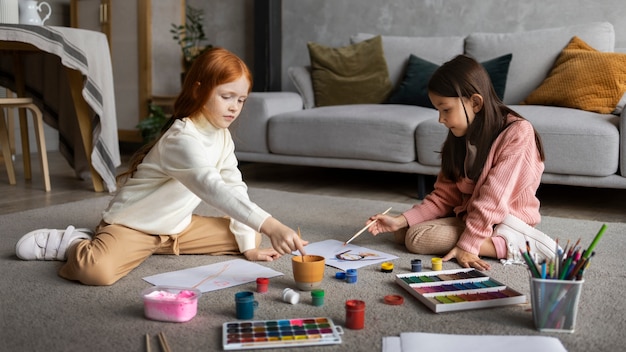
{"left": 583, "top": 224, "right": 607, "bottom": 260}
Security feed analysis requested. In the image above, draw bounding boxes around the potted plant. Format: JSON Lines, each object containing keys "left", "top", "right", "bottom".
{"left": 136, "top": 104, "right": 169, "bottom": 144}
{"left": 170, "top": 5, "right": 212, "bottom": 73}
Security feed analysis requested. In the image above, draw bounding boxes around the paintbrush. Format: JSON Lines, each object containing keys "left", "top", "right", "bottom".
{"left": 344, "top": 207, "right": 392, "bottom": 245}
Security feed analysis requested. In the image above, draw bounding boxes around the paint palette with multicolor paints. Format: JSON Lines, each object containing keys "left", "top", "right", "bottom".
{"left": 222, "top": 317, "right": 343, "bottom": 350}
{"left": 396, "top": 268, "right": 527, "bottom": 313}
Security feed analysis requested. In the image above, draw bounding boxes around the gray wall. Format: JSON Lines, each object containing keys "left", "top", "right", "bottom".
{"left": 281, "top": 0, "right": 626, "bottom": 91}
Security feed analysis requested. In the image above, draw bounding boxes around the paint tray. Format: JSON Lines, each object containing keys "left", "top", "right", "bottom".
{"left": 222, "top": 317, "right": 343, "bottom": 350}
{"left": 396, "top": 268, "right": 527, "bottom": 313}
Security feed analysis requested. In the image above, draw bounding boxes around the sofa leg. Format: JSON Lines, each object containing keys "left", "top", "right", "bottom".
{"left": 417, "top": 174, "right": 426, "bottom": 200}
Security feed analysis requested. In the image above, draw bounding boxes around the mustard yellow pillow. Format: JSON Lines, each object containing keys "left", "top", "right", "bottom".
{"left": 308, "top": 35, "right": 392, "bottom": 107}
{"left": 523, "top": 36, "right": 626, "bottom": 114}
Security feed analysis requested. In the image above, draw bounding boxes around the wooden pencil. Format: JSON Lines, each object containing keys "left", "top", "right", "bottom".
{"left": 344, "top": 207, "right": 392, "bottom": 245}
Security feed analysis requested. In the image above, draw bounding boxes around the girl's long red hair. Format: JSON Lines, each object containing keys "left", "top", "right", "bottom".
{"left": 117, "top": 47, "right": 252, "bottom": 184}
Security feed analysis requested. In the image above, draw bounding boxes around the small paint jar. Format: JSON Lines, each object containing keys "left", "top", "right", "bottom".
{"left": 311, "top": 289, "right": 325, "bottom": 306}
{"left": 335, "top": 271, "right": 346, "bottom": 280}
{"left": 431, "top": 257, "right": 442, "bottom": 271}
{"left": 381, "top": 262, "right": 394, "bottom": 273}
{"left": 345, "top": 269, "right": 358, "bottom": 284}
{"left": 256, "top": 277, "right": 269, "bottom": 293}
{"left": 282, "top": 288, "right": 300, "bottom": 305}
{"left": 411, "top": 259, "right": 422, "bottom": 272}
{"left": 345, "top": 299, "right": 365, "bottom": 329}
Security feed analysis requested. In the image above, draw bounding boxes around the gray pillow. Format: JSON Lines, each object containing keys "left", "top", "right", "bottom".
{"left": 288, "top": 66, "right": 315, "bottom": 109}
{"left": 465, "top": 22, "right": 615, "bottom": 104}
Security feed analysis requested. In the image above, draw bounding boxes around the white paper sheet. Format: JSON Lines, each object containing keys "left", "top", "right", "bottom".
{"left": 292, "top": 239, "right": 398, "bottom": 271}
{"left": 381, "top": 332, "right": 567, "bottom": 352}
{"left": 142, "top": 259, "right": 283, "bottom": 293}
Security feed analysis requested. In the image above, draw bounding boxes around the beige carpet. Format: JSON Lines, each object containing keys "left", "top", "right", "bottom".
{"left": 1, "top": 188, "right": 624, "bottom": 351}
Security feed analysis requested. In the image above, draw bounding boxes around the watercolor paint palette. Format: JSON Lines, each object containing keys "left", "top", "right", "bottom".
{"left": 222, "top": 317, "right": 343, "bottom": 350}
{"left": 396, "top": 268, "right": 527, "bottom": 313}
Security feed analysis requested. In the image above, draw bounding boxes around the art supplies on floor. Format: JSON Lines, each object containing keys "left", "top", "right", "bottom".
{"left": 395, "top": 268, "right": 526, "bottom": 313}
{"left": 292, "top": 239, "right": 398, "bottom": 271}
{"left": 142, "top": 259, "right": 283, "bottom": 292}
{"left": 524, "top": 224, "right": 606, "bottom": 280}
{"left": 222, "top": 317, "right": 343, "bottom": 350}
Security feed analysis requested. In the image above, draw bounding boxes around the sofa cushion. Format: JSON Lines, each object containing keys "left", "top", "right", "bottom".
{"left": 415, "top": 118, "right": 448, "bottom": 167}
{"left": 415, "top": 105, "right": 620, "bottom": 176}
{"left": 351, "top": 33, "right": 465, "bottom": 88}
{"left": 523, "top": 36, "right": 626, "bottom": 115}
{"left": 288, "top": 66, "right": 315, "bottom": 109}
{"left": 465, "top": 22, "right": 615, "bottom": 105}
{"left": 268, "top": 105, "right": 438, "bottom": 163}
{"left": 307, "top": 35, "right": 392, "bottom": 107}
{"left": 511, "top": 105, "right": 619, "bottom": 177}
{"left": 386, "top": 53, "right": 512, "bottom": 108}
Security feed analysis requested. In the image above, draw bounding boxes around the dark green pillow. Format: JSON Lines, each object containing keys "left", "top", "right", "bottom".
{"left": 386, "top": 53, "right": 513, "bottom": 108}
{"left": 308, "top": 35, "right": 393, "bottom": 107}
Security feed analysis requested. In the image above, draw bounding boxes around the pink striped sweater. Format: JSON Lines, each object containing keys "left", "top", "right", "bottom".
{"left": 403, "top": 115, "right": 544, "bottom": 254}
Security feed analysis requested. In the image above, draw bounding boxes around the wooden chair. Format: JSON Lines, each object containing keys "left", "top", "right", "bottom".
{"left": 0, "top": 96, "right": 51, "bottom": 191}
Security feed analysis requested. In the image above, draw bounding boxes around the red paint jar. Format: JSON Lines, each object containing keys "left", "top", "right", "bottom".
{"left": 256, "top": 277, "right": 269, "bottom": 293}
{"left": 345, "top": 299, "right": 365, "bottom": 329}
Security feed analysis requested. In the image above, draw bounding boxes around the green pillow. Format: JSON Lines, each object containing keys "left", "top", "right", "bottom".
{"left": 386, "top": 54, "right": 513, "bottom": 108}
{"left": 308, "top": 35, "right": 393, "bottom": 107}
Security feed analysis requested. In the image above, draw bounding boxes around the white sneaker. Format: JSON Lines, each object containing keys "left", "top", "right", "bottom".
{"left": 15, "top": 226, "right": 93, "bottom": 261}
{"left": 495, "top": 214, "right": 559, "bottom": 265}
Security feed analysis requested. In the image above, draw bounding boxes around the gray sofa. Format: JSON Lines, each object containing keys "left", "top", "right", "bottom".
{"left": 230, "top": 22, "right": 626, "bottom": 198}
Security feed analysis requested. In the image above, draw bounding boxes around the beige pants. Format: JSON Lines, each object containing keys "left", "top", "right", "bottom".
{"left": 395, "top": 217, "right": 465, "bottom": 255}
{"left": 59, "top": 215, "right": 260, "bottom": 286}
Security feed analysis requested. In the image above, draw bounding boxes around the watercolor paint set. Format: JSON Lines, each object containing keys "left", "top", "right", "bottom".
{"left": 396, "top": 268, "right": 526, "bottom": 313}
{"left": 222, "top": 317, "right": 343, "bottom": 350}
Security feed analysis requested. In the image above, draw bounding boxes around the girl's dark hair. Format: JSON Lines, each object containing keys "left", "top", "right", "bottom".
{"left": 428, "top": 54, "right": 544, "bottom": 182}
{"left": 117, "top": 47, "right": 253, "bottom": 183}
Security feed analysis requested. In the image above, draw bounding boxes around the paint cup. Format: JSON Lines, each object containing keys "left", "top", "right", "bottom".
{"left": 256, "top": 277, "right": 269, "bottom": 293}
{"left": 311, "top": 289, "right": 325, "bottom": 307}
{"left": 292, "top": 255, "right": 325, "bottom": 291}
{"left": 234, "top": 291, "right": 258, "bottom": 320}
{"left": 345, "top": 299, "right": 365, "bottom": 329}
{"left": 335, "top": 271, "right": 346, "bottom": 280}
{"left": 345, "top": 269, "right": 357, "bottom": 283}
{"left": 431, "top": 257, "right": 442, "bottom": 271}
{"left": 411, "top": 259, "right": 422, "bottom": 272}
{"left": 282, "top": 288, "right": 300, "bottom": 305}
{"left": 530, "top": 278, "right": 584, "bottom": 333}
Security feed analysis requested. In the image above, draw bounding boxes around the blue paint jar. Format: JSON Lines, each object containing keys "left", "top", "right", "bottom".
{"left": 346, "top": 269, "right": 358, "bottom": 284}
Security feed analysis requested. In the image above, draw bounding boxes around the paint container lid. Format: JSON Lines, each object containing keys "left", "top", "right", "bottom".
{"left": 383, "top": 295, "right": 404, "bottom": 305}
{"left": 431, "top": 257, "right": 442, "bottom": 264}
{"left": 311, "top": 289, "right": 325, "bottom": 298}
{"left": 381, "top": 262, "right": 394, "bottom": 272}
{"left": 335, "top": 272, "right": 346, "bottom": 280}
{"left": 256, "top": 277, "right": 269, "bottom": 284}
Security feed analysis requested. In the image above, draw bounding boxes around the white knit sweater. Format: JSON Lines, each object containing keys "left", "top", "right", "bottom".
{"left": 102, "top": 117, "right": 270, "bottom": 252}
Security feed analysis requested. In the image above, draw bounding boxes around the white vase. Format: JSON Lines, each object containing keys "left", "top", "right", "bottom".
{"left": 18, "top": 0, "right": 51, "bottom": 25}
{"left": 0, "top": 0, "right": 19, "bottom": 24}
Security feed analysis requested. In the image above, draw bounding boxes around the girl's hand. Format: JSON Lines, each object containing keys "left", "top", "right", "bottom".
{"left": 243, "top": 247, "right": 281, "bottom": 262}
{"left": 442, "top": 246, "right": 491, "bottom": 271}
{"left": 260, "top": 217, "right": 308, "bottom": 255}
{"left": 367, "top": 215, "right": 408, "bottom": 236}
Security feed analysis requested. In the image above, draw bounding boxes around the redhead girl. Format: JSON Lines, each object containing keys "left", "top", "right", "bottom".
{"left": 367, "top": 55, "right": 557, "bottom": 270}
{"left": 16, "top": 48, "right": 307, "bottom": 285}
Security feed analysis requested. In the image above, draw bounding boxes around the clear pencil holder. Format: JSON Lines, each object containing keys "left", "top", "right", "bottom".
{"left": 529, "top": 277, "right": 584, "bottom": 333}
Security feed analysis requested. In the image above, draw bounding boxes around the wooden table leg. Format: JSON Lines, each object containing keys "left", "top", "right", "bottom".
{"left": 65, "top": 68, "right": 105, "bottom": 192}
{"left": 13, "top": 52, "right": 32, "bottom": 180}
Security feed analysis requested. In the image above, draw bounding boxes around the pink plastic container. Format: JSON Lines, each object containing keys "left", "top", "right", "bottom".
{"left": 141, "top": 286, "right": 201, "bottom": 322}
